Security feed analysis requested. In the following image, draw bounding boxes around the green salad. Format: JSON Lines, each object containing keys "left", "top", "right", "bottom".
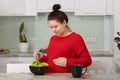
{"left": 30, "top": 60, "right": 48, "bottom": 67}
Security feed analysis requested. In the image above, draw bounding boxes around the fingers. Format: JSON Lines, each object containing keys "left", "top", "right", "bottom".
{"left": 33, "top": 51, "right": 39, "bottom": 60}
{"left": 33, "top": 51, "right": 43, "bottom": 60}
{"left": 53, "top": 57, "right": 66, "bottom": 67}
{"left": 53, "top": 59, "right": 59, "bottom": 66}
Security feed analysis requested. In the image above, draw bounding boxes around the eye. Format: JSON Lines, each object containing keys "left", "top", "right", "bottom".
{"left": 54, "top": 26, "right": 57, "bottom": 28}
{"left": 50, "top": 26, "right": 57, "bottom": 28}
{"left": 50, "top": 26, "right": 53, "bottom": 29}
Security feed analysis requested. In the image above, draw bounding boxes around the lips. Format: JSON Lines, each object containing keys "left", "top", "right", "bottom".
{"left": 54, "top": 31, "right": 59, "bottom": 35}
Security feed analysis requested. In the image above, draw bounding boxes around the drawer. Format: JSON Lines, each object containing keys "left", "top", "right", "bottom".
{"left": 0, "top": 66, "right": 6, "bottom": 73}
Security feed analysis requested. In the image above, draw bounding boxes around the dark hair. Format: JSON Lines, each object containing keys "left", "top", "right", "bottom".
{"left": 48, "top": 4, "right": 68, "bottom": 24}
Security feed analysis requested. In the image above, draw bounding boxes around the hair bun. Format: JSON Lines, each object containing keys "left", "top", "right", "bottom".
{"left": 53, "top": 4, "right": 61, "bottom": 11}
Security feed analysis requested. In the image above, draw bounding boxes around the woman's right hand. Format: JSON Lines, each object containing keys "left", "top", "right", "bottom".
{"left": 33, "top": 51, "right": 43, "bottom": 60}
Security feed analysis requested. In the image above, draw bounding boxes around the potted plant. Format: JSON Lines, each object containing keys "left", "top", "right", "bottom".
{"left": 19, "top": 22, "right": 29, "bottom": 52}
{"left": 114, "top": 32, "right": 120, "bottom": 50}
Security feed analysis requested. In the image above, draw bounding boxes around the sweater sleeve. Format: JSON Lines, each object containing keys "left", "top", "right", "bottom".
{"left": 66, "top": 47, "right": 92, "bottom": 67}
{"left": 39, "top": 54, "right": 48, "bottom": 63}
{"left": 66, "top": 35, "right": 92, "bottom": 67}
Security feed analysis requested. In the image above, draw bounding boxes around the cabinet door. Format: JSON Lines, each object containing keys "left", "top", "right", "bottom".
{"left": 0, "top": 66, "right": 6, "bottom": 73}
{"left": 37, "top": 0, "right": 74, "bottom": 12}
{"left": 75, "top": 0, "right": 106, "bottom": 15}
{"left": 0, "top": 0, "right": 36, "bottom": 16}
{"left": 37, "top": 0, "right": 53, "bottom": 12}
{"left": 25, "top": 0, "right": 37, "bottom": 16}
{"left": 0, "top": 0, "right": 25, "bottom": 16}
{"left": 106, "top": 0, "right": 113, "bottom": 15}
{"left": 91, "top": 57, "right": 114, "bottom": 74}
{"left": 53, "top": 0, "right": 74, "bottom": 12}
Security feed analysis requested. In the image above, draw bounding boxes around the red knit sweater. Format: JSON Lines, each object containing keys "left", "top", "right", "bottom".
{"left": 39, "top": 32, "right": 92, "bottom": 73}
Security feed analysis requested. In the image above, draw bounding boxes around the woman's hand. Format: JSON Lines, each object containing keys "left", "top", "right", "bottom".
{"left": 33, "top": 51, "right": 43, "bottom": 61}
{"left": 53, "top": 57, "right": 67, "bottom": 67}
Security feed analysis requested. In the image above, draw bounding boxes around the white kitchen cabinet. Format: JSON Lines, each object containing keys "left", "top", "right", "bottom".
{"left": 112, "top": 0, "right": 120, "bottom": 70}
{"left": 113, "top": 0, "right": 120, "bottom": 57}
{"left": 114, "top": 57, "right": 120, "bottom": 73}
{"left": 0, "top": 57, "right": 34, "bottom": 73}
{"left": 106, "top": 0, "right": 113, "bottom": 15}
{"left": 0, "top": 0, "right": 25, "bottom": 16}
{"left": 75, "top": 0, "right": 106, "bottom": 15}
{"left": 89, "top": 57, "right": 114, "bottom": 74}
{"left": 75, "top": 0, "right": 113, "bottom": 16}
{"left": 0, "top": 0, "right": 36, "bottom": 16}
{"left": 24, "top": 0, "right": 37, "bottom": 16}
{"left": 37, "top": 0, "right": 52, "bottom": 12}
{"left": 37, "top": 0, "right": 74, "bottom": 12}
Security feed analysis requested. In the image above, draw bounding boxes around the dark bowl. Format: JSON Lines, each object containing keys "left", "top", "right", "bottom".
{"left": 29, "top": 66, "right": 48, "bottom": 75}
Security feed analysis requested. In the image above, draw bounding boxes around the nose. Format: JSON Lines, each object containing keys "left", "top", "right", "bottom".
{"left": 52, "top": 28, "right": 56, "bottom": 32}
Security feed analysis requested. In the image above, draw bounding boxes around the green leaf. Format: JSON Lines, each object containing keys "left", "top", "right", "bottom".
{"left": 30, "top": 60, "right": 48, "bottom": 67}
{"left": 19, "top": 22, "right": 24, "bottom": 33}
{"left": 19, "top": 22, "right": 27, "bottom": 42}
{"left": 117, "top": 32, "right": 120, "bottom": 36}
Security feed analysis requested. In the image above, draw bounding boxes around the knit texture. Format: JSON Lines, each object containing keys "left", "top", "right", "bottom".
{"left": 39, "top": 32, "right": 92, "bottom": 73}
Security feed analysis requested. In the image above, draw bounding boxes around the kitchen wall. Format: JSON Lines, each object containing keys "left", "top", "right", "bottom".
{"left": 0, "top": 13, "right": 114, "bottom": 52}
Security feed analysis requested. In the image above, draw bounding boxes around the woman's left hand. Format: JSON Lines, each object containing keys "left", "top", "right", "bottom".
{"left": 53, "top": 57, "right": 67, "bottom": 67}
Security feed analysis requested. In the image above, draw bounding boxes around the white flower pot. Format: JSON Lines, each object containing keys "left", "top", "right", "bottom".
{"left": 19, "top": 43, "right": 29, "bottom": 52}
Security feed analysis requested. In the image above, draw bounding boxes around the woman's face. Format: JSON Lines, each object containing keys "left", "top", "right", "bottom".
{"left": 48, "top": 19, "right": 66, "bottom": 37}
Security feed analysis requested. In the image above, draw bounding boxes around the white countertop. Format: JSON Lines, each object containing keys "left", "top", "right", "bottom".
{"left": 0, "top": 73, "right": 120, "bottom": 80}
{"left": 0, "top": 51, "right": 113, "bottom": 57}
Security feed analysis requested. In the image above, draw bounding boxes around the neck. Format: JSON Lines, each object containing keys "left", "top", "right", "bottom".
{"left": 60, "top": 28, "right": 72, "bottom": 37}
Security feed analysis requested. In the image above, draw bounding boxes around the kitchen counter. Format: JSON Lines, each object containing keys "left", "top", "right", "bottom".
{"left": 0, "top": 51, "right": 34, "bottom": 57}
{"left": 0, "top": 51, "right": 114, "bottom": 73}
{"left": 0, "top": 51, "right": 113, "bottom": 57}
{"left": 0, "top": 73, "right": 120, "bottom": 80}
{"left": 90, "top": 51, "right": 113, "bottom": 57}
